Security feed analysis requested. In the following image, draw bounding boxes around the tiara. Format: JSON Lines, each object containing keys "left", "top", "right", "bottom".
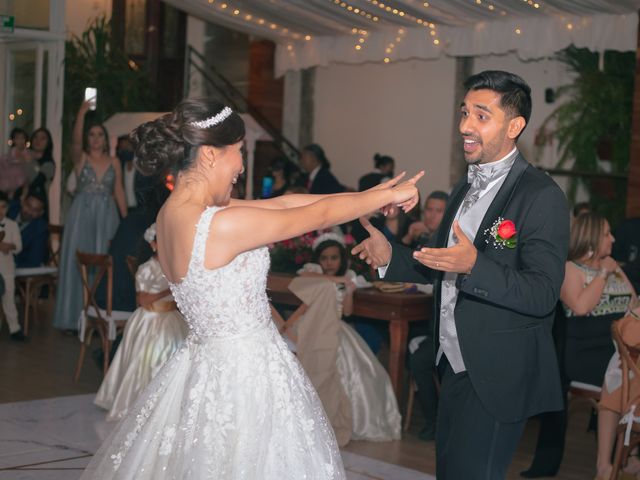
{"left": 143, "top": 223, "right": 157, "bottom": 244}
{"left": 312, "top": 232, "right": 345, "bottom": 251}
{"left": 189, "top": 107, "right": 233, "bottom": 129}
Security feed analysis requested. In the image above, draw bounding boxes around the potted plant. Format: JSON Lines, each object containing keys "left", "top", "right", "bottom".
{"left": 537, "top": 46, "right": 634, "bottom": 225}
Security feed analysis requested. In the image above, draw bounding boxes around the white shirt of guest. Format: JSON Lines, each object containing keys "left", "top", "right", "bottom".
{"left": 0, "top": 217, "right": 22, "bottom": 276}
{"left": 437, "top": 147, "right": 518, "bottom": 373}
{"left": 308, "top": 165, "right": 321, "bottom": 184}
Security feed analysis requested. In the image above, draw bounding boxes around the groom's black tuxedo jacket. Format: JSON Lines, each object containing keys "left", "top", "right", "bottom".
{"left": 385, "top": 154, "right": 569, "bottom": 423}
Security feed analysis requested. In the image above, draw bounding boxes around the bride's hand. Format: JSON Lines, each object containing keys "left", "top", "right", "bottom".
{"left": 384, "top": 171, "right": 424, "bottom": 213}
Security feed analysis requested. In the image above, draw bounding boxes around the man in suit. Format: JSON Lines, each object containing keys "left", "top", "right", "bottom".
{"left": 10, "top": 190, "right": 48, "bottom": 269}
{"left": 353, "top": 70, "right": 569, "bottom": 478}
{"left": 300, "top": 143, "right": 345, "bottom": 194}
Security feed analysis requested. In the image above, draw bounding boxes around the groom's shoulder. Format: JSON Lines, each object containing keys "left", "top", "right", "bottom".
{"left": 518, "top": 157, "right": 563, "bottom": 195}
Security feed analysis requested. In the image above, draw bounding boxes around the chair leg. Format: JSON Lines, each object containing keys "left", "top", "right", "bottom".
{"left": 75, "top": 341, "right": 87, "bottom": 383}
{"left": 611, "top": 432, "right": 628, "bottom": 480}
{"left": 404, "top": 378, "right": 415, "bottom": 432}
{"left": 23, "top": 280, "right": 31, "bottom": 336}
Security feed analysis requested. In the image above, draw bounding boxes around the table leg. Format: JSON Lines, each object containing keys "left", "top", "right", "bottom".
{"left": 388, "top": 320, "right": 409, "bottom": 404}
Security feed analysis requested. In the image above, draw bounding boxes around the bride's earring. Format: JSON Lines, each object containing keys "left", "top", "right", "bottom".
{"left": 587, "top": 249, "right": 594, "bottom": 259}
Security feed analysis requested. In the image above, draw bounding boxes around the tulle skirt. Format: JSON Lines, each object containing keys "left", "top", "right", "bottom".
{"left": 81, "top": 322, "right": 345, "bottom": 479}
{"left": 94, "top": 307, "right": 188, "bottom": 421}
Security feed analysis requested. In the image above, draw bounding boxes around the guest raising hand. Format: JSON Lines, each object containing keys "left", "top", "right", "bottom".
{"left": 53, "top": 101, "right": 127, "bottom": 332}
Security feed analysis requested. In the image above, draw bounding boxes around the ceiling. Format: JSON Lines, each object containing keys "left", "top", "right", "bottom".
{"left": 163, "top": 0, "right": 640, "bottom": 74}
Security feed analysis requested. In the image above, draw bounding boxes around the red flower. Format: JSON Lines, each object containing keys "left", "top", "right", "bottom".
{"left": 497, "top": 220, "right": 516, "bottom": 239}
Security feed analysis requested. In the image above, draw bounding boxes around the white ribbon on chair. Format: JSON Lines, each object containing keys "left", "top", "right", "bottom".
{"left": 620, "top": 404, "right": 640, "bottom": 446}
{"left": 77, "top": 310, "right": 117, "bottom": 342}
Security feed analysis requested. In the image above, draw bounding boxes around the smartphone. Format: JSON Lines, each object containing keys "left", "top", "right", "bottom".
{"left": 261, "top": 176, "right": 273, "bottom": 198}
{"left": 84, "top": 87, "right": 97, "bottom": 110}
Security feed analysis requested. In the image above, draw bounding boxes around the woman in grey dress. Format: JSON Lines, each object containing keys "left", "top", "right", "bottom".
{"left": 53, "top": 101, "right": 127, "bottom": 331}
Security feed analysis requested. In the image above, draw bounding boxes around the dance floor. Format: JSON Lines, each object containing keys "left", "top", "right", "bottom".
{"left": 0, "top": 300, "right": 597, "bottom": 479}
{"left": 0, "top": 394, "right": 434, "bottom": 480}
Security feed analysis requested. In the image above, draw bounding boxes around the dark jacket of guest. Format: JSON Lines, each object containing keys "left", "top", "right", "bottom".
{"left": 10, "top": 214, "right": 48, "bottom": 268}
{"left": 358, "top": 172, "right": 386, "bottom": 192}
{"left": 309, "top": 167, "right": 344, "bottom": 194}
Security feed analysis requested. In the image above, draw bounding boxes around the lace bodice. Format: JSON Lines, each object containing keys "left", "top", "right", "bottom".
{"left": 169, "top": 206, "right": 272, "bottom": 339}
{"left": 77, "top": 159, "right": 116, "bottom": 195}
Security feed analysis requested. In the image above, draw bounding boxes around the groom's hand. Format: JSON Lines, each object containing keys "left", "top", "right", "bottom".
{"left": 351, "top": 217, "right": 391, "bottom": 269}
{"left": 413, "top": 221, "right": 477, "bottom": 274}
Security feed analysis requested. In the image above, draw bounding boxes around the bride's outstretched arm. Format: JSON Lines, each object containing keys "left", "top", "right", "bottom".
{"left": 205, "top": 172, "right": 423, "bottom": 268}
{"left": 229, "top": 172, "right": 413, "bottom": 210}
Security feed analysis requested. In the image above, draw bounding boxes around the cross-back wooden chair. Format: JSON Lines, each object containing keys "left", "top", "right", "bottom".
{"left": 74, "top": 251, "right": 130, "bottom": 382}
{"left": 14, "top": 224, "right": 63, "bottom": 335}
{"left": 610, "top": 317, "right": 640, "bottom": 479}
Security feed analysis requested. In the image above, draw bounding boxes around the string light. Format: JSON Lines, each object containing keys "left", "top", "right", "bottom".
{"left": 366, "top": 0, "right": 435, "bottom": 29}
{"left": 206, "top": 1, "right": 308, "bottom": 40}
{"left": 16, "top": 108, "right": 23, "bottom": 115}
{"left": 514, "top": 27, "right": 522, "bottom": 34}
{"left": 330, "top": 0, "right": 379, "bottom": 22}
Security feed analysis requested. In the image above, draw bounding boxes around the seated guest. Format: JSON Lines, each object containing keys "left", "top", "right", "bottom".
{"left": 562, "top": 212, "right": 635, "bottom": 387}
{"left": 0, "top": 191, "right": 26, "bottom": 341}
{"left": 523, "top": 211, "right": 637, "bottom": 478}
{"left": 595, "top": 306, "right": 640, "bottom": 480}
{"left": 300, "top": 144, "right": 344, "bottom": 194}
{"left": 9, "top": 190, "right": 48, "bottom": 268}
{"left": 402, "top": 190, "right": 448, "bottom": 249}
{"left": 612, "top": 216, "right": 640, "bottom": 292}
{"left": 371, "top": 204, "right": 410, "bottom": 243}
{"left": 279, "top": 233, "right": 401, "bottom": 446}
{"left": 358, "top": 153, "right": 394, "bottom": 191}
{"left": 95, "top": 224, "right": 188, "bottom": 421}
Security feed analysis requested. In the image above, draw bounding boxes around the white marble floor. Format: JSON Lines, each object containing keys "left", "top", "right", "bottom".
{"left": 0, "top": 395, "right": 434, "bottom": 480}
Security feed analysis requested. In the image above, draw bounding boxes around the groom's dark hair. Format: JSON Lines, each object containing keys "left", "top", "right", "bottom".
{"left": 464, "top": 70, "right": 532, "bottom": 131}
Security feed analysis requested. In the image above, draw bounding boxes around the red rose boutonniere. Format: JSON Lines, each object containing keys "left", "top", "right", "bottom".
{"left": 484, "top": 217, "right": 517, "bottom": 249}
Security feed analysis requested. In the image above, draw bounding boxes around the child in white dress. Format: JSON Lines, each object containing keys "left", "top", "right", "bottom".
{"left": 95, "top": 223, "right": 188, "bottom": 421}
{"left": 281, "top": 232, "right": 402, "bottom": 444}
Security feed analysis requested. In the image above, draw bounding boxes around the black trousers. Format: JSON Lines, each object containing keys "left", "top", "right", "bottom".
{"left": 436, "top": 358, "right": 526, "bottom": 479}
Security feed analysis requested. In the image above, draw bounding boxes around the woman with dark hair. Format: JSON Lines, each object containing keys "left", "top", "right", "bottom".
{"left": 52, "top": 101, "right": 127, "bottom": 331}
{"left": 80, "top": 98, "right": 421, "bottom": 479}
{"left": 358, "top": 153, "right": 395, "bottom": 191}
{"left": 300, "top": 143, "right": 344, "bottom": 194}
{"left": 26, "top": 127, "right": 56, "bottom": 196}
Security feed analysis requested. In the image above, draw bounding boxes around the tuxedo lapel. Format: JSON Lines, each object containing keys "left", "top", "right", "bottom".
{"left": 436, "top": 179, "right": 469, "bottom": 248}
{"left": 473, "top": 154, "right": 529, "bottom": 252}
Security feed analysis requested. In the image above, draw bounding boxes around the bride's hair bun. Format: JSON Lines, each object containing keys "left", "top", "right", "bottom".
{"left": 132, "top": 98, "right": 245, "bottom": 176}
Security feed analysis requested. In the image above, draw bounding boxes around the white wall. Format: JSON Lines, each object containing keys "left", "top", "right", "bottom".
{"left": 65, "top": 0, "right": 111, "bottom": 37}
{"left": 313, "top": 57, "right": 457, "bottom": 200}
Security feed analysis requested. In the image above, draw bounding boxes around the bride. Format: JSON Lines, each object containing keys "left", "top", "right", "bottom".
{"left": 80, "top": 98, "right": 422, "bottom": 479}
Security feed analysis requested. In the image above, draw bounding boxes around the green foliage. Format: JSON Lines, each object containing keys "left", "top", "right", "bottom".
{"left": 540, "top": 46, "right": 634, "bottom": 225}
{"left": 62, "top": 16, "right": 157, "bottom": 172}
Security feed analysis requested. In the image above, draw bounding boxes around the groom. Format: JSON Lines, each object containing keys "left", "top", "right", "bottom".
{"left": 353, "top": 70, "right": 569, "bottom": 478}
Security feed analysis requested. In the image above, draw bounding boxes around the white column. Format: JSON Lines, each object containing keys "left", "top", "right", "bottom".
{"left": 47, "top": 0, "right": 66, "bottom": 224}
{"left": 282, "top": 70, "right": 301, "bottom": 149}
{"left": 185, "top": 15, "right": 207, "bottom": 98}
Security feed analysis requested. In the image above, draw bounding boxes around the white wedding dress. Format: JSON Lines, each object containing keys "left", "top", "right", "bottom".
{"left": 80, "top": 206, "right": 346, "bottom": 479}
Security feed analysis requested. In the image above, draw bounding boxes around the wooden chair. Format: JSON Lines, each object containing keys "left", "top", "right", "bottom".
{"left": 74, "top": 251, "right": 130, "bottom": 382}
{"left": 125, "top": 255, "right": 138, "bottom": 279}
{"left": 14, "top": 224, "right": 64, "bottom": 335}
{"left": 610, "top": 319, "right": 640, "bottom": 479}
